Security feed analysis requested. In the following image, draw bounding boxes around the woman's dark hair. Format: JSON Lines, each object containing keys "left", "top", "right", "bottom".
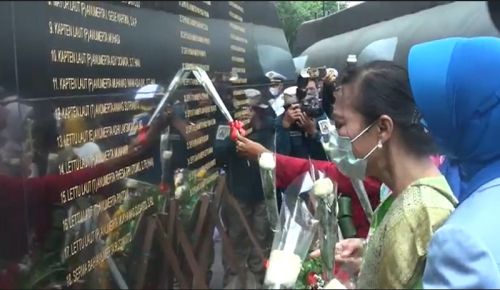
{"left": 341, "top": 60, "right": 437, "bottom": 157}
{"left": 338, "top": 65, "right": 358, "bottom": 85}
{"left": 322, "top": 81, "right": 335, "bottom": 118}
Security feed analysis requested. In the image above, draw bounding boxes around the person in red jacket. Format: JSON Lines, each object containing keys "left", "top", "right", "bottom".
{"left": 234, "top": 134, "right": 380, "bottom": 239}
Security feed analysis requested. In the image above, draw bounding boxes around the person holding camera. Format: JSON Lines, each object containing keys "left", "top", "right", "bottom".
{"left": 275, "top": 82, "right": 328, "bottom": 161}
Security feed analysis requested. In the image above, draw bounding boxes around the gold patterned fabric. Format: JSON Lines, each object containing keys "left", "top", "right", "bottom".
{"left": 357, "top": 176, "right": 457, "bottom": 289}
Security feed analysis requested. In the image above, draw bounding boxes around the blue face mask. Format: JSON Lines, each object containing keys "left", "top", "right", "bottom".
{"left": 323, "top": 122, "right": 381, "bottom": 179}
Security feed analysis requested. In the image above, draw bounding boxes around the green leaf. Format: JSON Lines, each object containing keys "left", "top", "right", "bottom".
{"left": 274, "top": 1, "right": 347, "bottom": 48}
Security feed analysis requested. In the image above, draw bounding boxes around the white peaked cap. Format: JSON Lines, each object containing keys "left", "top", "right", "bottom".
{"left": 283, "top": 86, "right": 299, "bottom": 105}
{"left": 265, "top": 71, "right": 286, "bottom": 82}
{"left": 244, "top": 88, "right": 261, "bottom": 98}
{"left": 283, "top": 86, "right": 297, "bottom": 96}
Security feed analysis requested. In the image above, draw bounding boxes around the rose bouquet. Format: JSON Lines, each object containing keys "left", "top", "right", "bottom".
{"left": 311, "top": 178, "right": 338, "bottom": 282}
{"left": 264, "top": 171, "right": 319, "bottom": 289}
{"left": 172, "top": 167, "right": 217, "bottom": 229}
{"left": 258, "top": 152, "right": 280, "bottom": 232}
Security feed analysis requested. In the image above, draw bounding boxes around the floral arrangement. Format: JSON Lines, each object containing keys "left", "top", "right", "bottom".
{"left": 258, "top": 152, "right": 280, "bottom": 232}
{"left": 13, "top": 179, "right": 166, "bottom": 289}
{"left": 296, "top": 258, "right": 353, "bottom": 289}
{"left": 172, "top": 167, "right": 217, "bottom": 229}
{"left": 263, "top": 171, "right": 319, "bottom": 289}
{"left": 263, "top": 167, "right": 346, "bottom": 289}
{"left": 295, "top": 257, "right": 324, "bottom": 289}
{"left": 312, "top": 178, "right": 338, "bottom": 282}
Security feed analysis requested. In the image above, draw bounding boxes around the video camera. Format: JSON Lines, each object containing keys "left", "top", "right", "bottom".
{"left": 297, "top": 66, "right": 327, "bottom": 90}
{"left": 294, "top": 86, "right": 323, "bottom": 118}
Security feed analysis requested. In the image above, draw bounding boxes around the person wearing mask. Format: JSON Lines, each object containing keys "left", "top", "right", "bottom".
{"left": 214, "top": 88, "right": 275, "bottom": 288}
{"left": 237, "top": 60, "right": 457, "bottom": 288}
{"left": 276, "top": 80, "right": 329, "bottom": 161}
{"left": 409, "top": 36, "right": 500, "bottom": 288}
{"left": 235, "top": 85, "right": 380, "bottom": 240}
{"left": 265, "top": 71, "right": 287, "bottom": 116}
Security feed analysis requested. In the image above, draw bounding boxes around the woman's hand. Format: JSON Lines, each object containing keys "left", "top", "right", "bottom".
{"left": 309, "top": 238, "right": 365, "bottom": 274}
{"left": 309, "top": 248, "right": 321, "bottom": 259}
{"left": 335, "top": 238, "right": 364, "bottom": 274}
{"left": 235, "top": 134, "right": 269, "bottom": 161}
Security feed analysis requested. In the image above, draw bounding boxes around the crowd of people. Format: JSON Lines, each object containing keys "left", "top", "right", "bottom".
{"left": 227, "top": 36, "right": 500, "bottom": 289}
{"left": 1, "top": 36, "right": 500, "bottom": 289}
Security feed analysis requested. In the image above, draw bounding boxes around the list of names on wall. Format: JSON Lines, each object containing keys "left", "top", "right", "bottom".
{"left": 179, "top": 1, "right": 211, "bottom": 77}
{"left": 44, "top": 1, "right": 158, "bottom": 286}
{"left": 177, "top": 1, "right": 217, "bottom": 176}
{"left": 227, "top": 1, "right": 252, "bottom": 133}
{"left": 47, "top": 1, "right": 155, "bottom": 94}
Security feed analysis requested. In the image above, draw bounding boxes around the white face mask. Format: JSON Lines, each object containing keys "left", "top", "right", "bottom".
{"left": 269, "top": 87, "right": 280, "bottom": 97}
{"left": 326, "top": 123, "right": 381, "bottom": 179}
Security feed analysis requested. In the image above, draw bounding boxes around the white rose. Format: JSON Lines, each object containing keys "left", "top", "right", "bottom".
{"left": 323, "top": 278, "right": 347, "bottom": 289}
{"left": 264, "top": 250, "right": 302, "bottom": 287}
{"left": 174, "top": 173, "right": 183, "bottom": 187}
{"left": 174, "top": 185, "right": 185, "bottom": 199}
{"left": 259, "top": 152, "right": 276, "bottom": 170}
{"left": 162, "top": 150, "right": 173, "bottom": 160}
{"left": 312, "top": 178, "right": 334, "bottom": 198}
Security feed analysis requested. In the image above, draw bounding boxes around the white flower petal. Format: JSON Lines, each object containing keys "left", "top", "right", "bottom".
{"left": 264, "top": 250, "right": 302, "bottom": 286}
{"left": 162, "top": 150, "right": 173, "bottom": 160}
{"left": 259, "top": 152, "right": 276, "bottom": 170}
{"left": 313, "top": 178, "right": 334, "bottom": 198}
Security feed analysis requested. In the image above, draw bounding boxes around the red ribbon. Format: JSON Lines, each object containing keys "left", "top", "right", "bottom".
{"left": 137, "top": 125, "right": 149, "bottom": 146}
{"left": 159, "top": 182, "right": 169, "bottom": 193}
{"left": 263, "top": 259, "right": 269, "bottom": 269}
{"left": 229, "top": 120, "right": 246, "bottom": 141}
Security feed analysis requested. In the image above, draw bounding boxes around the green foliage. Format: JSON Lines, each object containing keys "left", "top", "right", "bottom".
{"left": 175, "top": 168, "right": 217, "bottom": 228}
{"left": 295, "top": 257, "right": 323, "bottom": 289}
{"left": 275, "top": 1, "right": 346, "bottom": 48}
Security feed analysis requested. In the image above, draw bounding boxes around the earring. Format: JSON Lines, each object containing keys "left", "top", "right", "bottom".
{"left": 377, "top": 140, "right": 383, "bottom": 148}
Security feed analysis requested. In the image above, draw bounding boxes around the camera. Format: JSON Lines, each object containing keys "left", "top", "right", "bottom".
{"left": 297, "top": 89, "right": 323, "bottom": 118}
{"left": 297, "top": 66, "right": 327, "bottom": 90}
{"left": 294, "top": 74, "right": 324, "bottom": 118}
{"left": 300, "top": 66, "right": 327, "bottom": 79}
{"left": 300, "top": 102, "right": 323, "bottom": 118}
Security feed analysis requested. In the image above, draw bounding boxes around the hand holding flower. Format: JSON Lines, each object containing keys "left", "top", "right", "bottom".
{"left": 335, "top": 238, "right": 364, "bottom": 275}
{"left": 235, "top": 134, "right": 269, "bottom": 160}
